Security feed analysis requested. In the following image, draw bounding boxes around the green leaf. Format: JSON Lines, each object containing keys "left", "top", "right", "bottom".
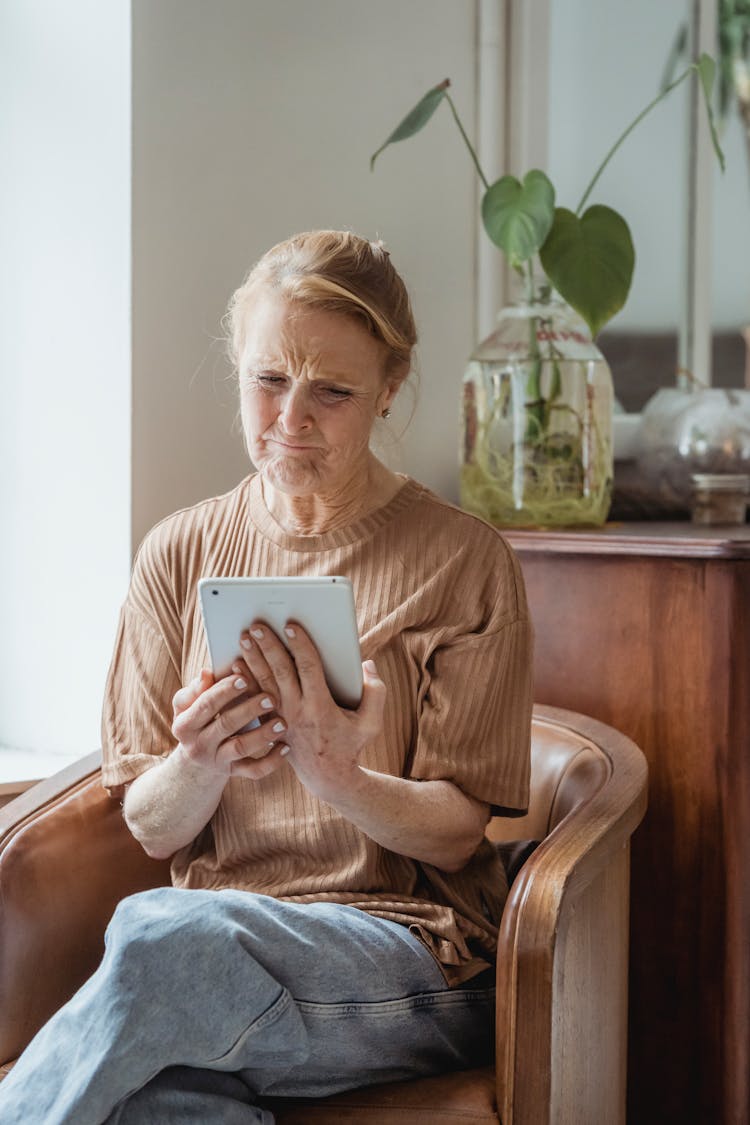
{"left": 481, "top": 170, "right": 555, "bottom": 267}
{"left": 370, "top": 80, "right": 450, "bottom": 171}
{"left": 539, "top": 205, "right": 635, "bottom": 337}
{"left": 696, "top": 53, "right": 726, "bottom": 171}
{"left": 660, "top": 23, "right": 688, "bottom": 92}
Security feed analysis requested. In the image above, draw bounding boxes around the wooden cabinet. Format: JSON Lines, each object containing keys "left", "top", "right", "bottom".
{"left": 503, "top": 524, "right": 750, "bottom": 1125}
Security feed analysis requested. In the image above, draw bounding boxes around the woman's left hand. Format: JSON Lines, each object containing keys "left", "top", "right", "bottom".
{"left": 237, "top": 621, "right": 489, "bottom": 873}
{"left": 236, "top": 622, "right": 386, "bottom": 802}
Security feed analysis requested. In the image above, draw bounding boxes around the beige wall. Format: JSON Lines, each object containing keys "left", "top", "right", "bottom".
{"left": 131, "top": 0, "right": 480, "bottom": 548}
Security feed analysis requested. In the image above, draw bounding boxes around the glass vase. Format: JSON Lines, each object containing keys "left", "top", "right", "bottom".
{"left": 460, "top": 287, "right": 614, "bottom": 528}
{"left": 636, "top": 386, "right": 750, "bottom": 514}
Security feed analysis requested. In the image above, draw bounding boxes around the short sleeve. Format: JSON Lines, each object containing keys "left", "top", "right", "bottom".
{"left": 100, "top": 537, "right": 184, "bottom": 798}
{"left": 408, "top": 612, "right": 534, "bottom": 816}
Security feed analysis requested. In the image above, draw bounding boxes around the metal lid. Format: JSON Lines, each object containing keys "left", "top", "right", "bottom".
{"left": 691, "top": 473, "right": 750, "bottom": 492}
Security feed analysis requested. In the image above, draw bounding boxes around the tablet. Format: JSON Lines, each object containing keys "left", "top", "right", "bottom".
{"left": 198, "top": 576, "right": 363, "bottom": 709}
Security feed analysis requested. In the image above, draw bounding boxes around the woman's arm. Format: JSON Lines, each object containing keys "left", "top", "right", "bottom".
{"left": 315, "top": 767, "right": 490, "bottom": 874}
{"left": 123, "top": 669, "right": 289, "bottom": 859}
{"left": 126, "top": 624, "right": 491, "bottom": 869}
{"left": 240, "top": 624, "right": 491, "bottom": 873}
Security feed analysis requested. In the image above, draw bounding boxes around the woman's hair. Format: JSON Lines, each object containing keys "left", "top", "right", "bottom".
{"left": 226, "top": 230, "right": 417, "bottom": 378}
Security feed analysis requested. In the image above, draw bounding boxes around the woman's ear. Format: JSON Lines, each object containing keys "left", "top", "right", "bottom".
{"left": 378, "top": 360, "right": 410, "bottom": 415}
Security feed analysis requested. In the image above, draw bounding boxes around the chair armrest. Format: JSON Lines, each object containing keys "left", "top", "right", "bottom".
{"left": 495, "top": 706, "right": 648, "bottom": 1125}
{"left": 0, "top": 753, "right": 171, "bottom": 1064}
{"left": 0, "top": 751, "right": 103, "bottom": 838}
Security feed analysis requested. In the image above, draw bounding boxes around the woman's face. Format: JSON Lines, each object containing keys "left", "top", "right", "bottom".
{"left": 238, "top": 292, "right": 400, "bottom": 497}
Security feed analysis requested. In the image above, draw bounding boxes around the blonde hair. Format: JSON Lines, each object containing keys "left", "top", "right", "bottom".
{"left": 226, "top": 230, "right": 417, "bottom": 378}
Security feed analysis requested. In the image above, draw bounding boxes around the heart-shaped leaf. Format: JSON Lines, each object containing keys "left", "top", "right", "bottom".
{"left": 370, "top": 80, "right": 450, "bottom": 170}
{"left": 481, "top": 170, "right": 555, "bottom": 267}
{"left": 696, "top": 53, "right": 726, "bottom": 171}
{"left": 539, "top": 205, "right": 635, "bottom": 337}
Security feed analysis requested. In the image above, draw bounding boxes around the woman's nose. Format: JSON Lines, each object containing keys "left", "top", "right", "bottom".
{"left": 279, "top": 385, "right": 313, "bottom": 433}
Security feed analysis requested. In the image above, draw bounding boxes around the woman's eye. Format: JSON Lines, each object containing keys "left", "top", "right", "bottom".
{"left": 257, "top": 374, "right": 286, "bottom": 388}
{"left": 319, "top": 386, "right": 352, "bottom": 401}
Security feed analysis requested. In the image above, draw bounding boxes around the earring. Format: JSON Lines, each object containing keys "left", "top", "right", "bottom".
{"left": 381, "top": 407, "right": 392, "bottom": 419}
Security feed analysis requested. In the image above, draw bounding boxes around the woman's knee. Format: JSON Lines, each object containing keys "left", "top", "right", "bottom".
{"left": 108, "top": 1066, "right": 268, "bottom": 1125}
{"left": 104, "top": 888, "right": 220, "bottom": 975}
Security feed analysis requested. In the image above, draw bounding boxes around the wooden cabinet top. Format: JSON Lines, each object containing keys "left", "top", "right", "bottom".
{"left": 502, "top": 521, "right": 750, "bottom": 560}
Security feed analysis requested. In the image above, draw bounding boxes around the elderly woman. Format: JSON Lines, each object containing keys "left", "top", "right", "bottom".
{"left": 0, "top": 231, "right": 533, "bottom": 1124}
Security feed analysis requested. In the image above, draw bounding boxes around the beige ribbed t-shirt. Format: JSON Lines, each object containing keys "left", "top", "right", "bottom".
{"left": 101, "top": 474, "right": 533, "bottom": 984}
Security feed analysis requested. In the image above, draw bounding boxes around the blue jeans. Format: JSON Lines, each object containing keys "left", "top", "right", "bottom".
{"left": 0, "top": 887, "right": 495, "bottom": 1123}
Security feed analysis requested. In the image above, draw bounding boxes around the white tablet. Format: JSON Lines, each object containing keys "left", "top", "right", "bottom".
{"left": 198, "top": 576, "right": 363, "bottom": 709}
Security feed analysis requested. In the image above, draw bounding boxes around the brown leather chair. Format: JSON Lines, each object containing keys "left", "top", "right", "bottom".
{"left": 0, "top": 705, "right": 647, "bottom": 1124}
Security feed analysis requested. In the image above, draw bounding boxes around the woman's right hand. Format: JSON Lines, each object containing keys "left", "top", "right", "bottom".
{"left": 124, "top": 668, "right": 288, "bottom": 859}
{"left": 170, "top": 668, "right": 289, "bottom": 780}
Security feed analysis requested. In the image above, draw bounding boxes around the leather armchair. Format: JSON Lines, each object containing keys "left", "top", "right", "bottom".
{"left": 0, "top": 705, "right": 647, "bottom": 1124}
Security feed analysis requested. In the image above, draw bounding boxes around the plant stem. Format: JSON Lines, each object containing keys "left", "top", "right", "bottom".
{"left": 576, "top": 63, "right": 697, "bottom": 215}
{"left": 525, "top": 262, "right": 536, "bottom": 302}
{"left": 445, "top": 93, "right": 490, "bottom": 190}
{"left": 738, "top": 80, "right": 750, "bottom": 188}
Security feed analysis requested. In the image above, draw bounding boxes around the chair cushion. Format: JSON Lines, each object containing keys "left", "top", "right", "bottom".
{"left": 1, "top": 1060, "right": 498, "bottom": 1122}
{"left": 264, "top": 1066, "right": 498, "bottom": 1123}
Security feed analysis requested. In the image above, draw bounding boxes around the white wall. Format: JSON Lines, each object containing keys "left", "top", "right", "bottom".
{"left": 0, "top": 1, "right": 131, "bottom": 757}
{"left": 547, "top": 0, "right": 688, "bottom": 330}
{"left": 131, "top": 0, "right": 479, "bottom": 545}
{"left": 548, "top": 0, "right": 750, "bottom": 332}
{"left": 713, "top": 110, "right": 750, "bottom": 330}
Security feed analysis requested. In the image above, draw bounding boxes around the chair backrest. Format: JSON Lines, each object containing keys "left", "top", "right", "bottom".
{"left": 487, "top": 715, "right": 610, "bottom": 845}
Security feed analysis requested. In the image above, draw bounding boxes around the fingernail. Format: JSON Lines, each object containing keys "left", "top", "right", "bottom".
{"left": 272, "top": 721, "right": 285, "bottom": 733}
{"left": 267, "top": 740, "right": 276, "bottom": 750}
{"left": 284, "top": 626, "right": 296, "bottom": 638}
{"left": 251, "top": 627, "right": 264, "bottom": 639}
{"left": 260, "top": 697, "right": 273, "bottom": 709}
{"left": 363, "top": 660, "right": 377, "bottom": 674}
{"left": 240, "top": 636, "right": 252, "bottom": 650}
{"left": 279, "top": 745, "right": 291, "bottom": 757}
{"left": 234, "top": 677, "right": 247, "bottom": 690}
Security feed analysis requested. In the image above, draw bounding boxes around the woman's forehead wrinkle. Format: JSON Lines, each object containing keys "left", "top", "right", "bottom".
{"left": 244, "top": 329, "right": 298, "bottom": 372}
{"left": 245, "top": 339, "right": 336, "bottom": 381}
{"left": 242, "top": 303, "right": 369, "bottom": 382}
{"left": 268, "top": 321, "right": 324, "bottom": 373}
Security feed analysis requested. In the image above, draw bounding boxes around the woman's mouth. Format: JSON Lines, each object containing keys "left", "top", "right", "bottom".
{"left": 267, "top": 438, "right": 319, "bottom": 454}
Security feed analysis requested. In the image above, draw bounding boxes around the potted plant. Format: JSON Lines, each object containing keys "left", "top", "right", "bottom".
{"left": 371, "top": 57, "right": 724, "bottom": 527}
